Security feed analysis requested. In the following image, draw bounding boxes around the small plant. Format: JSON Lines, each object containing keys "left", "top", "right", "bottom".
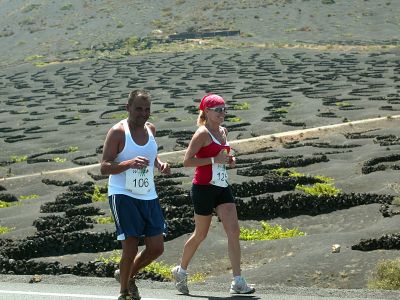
{"left": 188, "top": 272, "right": 207, "bottom": 283}
{"left": 61, "top": 3, "right": 73, "bottom": 10}
{"left": 314, "top": 175, "right": 334, "bottom": 183}
{"left": 240, "top": 221, "right": 305, "bottom": 241}
{"left": 94, "top": 216, "right": 113, "bottom": 224}
{"left": 273, "top": 108, "right": 288, "bottom": 114}
{"left": 0, "top": 226, "right": 13, "bottom": 234}
{"left": 97, "top": 250, "right": 121, "bottom": 264}
{"left": 19, "top": 17, "right": 36, "bottom": 26}
{"left": 144, "top": 261, "right": 173, "bottom": 280}
{"left": 227, "top": 117, "right": 241, "bottom": 122}
{"left": 25, "top": 55, "right": 44, "bottom": 62}
{"left": 21, "top": 4, "right": 41, "bottom": 13}
{"left": 336, "top": 101, "right": 351, "bottom": 107}
{"left": 52, "top": 157, "right": 67, "bottom": 163}
{"left": 393, "top": 197, "right": 400, "bottom": 206}
{"left": 19, "top": 194, "right": 39, "bottom": 200}
{"left": 91, "top": 185, "right": 107, "bottom": 202}
{"left": 110, "top": 112, "right": 128, "bottom": 119}
{"left": 233, "top": 102, "right": 250, "bottom": 110}
{"left": 274, "top": 168, "right": 304, "bottom": 178}
{"left": 96, "top": 251, "right": 204, "bottom": 281}
{"left": 368, "top": 259, "right": 400, "bottom": 290}
{"left": 67, "top": 146, "right": 79, "bottom": 153}
{"left": 10, "top": 155, "right": 27, "bottom": 163}
{"left": 0, "top": 201, "right": 13, "bottom": 208}
{"left": 296, "top": 183, "right": 341, "bottom": 196}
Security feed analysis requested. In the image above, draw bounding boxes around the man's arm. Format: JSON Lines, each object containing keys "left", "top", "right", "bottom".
{"left": 147, "top": 122, "right": 171, "bottom": 175}
{"left": 100, "top": 125, "right": 149, "bottom": 175}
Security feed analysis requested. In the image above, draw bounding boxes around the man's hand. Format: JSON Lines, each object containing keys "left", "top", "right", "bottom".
{"left": 128, "top": 156, "right": 150, "bottom": 169}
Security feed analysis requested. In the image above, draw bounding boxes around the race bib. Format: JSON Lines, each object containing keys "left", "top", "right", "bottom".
{"left": 210, "top": 163, "right": 229, "bottom": 187}
{"left": 125, "top": 167, "right": 155, "bottom": 195}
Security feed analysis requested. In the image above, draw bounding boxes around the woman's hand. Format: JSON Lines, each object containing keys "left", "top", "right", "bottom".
{"left": 228, "top": 155, "right": 236, "bottom": 168}
{"left": 215, "top": 149, "right": 229, "bottom": 164}
{"left": 158, "top": 161, "right": 171, "bottom": 174}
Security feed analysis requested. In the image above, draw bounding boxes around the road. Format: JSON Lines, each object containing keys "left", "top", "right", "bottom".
{"left": 0, "top": 280, "right": 398, "bottom": 300}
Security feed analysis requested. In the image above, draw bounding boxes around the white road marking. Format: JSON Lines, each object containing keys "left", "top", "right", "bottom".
{"left": 0, "top": 289, "right": 170, "bottom": 299}
{"left": 1, "top": 114, "right": 399, "bottom": 182}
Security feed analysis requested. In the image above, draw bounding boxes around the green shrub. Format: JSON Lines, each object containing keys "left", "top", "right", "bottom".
{"left": 52, "top": 157, "right": 67, "bottom": 163}
{"left": 0, "top": 226, "right": 13, "bottom": 234}
{"left": 240, "top": 221, "right": 305, "bottom": 241}
{"left": 19, "top": 194, "right": 39, "bottom": 200}
{"left": 0, "top": 201, "right": 13, "bottom": 208}
{"left": 110, "top": 112, "right": 128, "bottom": 119}
{"left": 368, "top": 259, "right": 400, "bottom": 290}
{"left": 10, "top": 155, "right": 27, "bottom": 163}
{"left": 227, "top": 117, "right": 241, "bottom": 122}
{"left": 96, "top": 251, "right": 204, "bottom": 281}
{"left": 274, "top": 168, "right": 333, "bottom": 183}
{"left": 296, "top": 183, "right": 341, "bottom": 196}
{"left": 25, "top": 55, "right": 43, "bottom": 61}
{"left": 94, "top": 216, "right": 113, "bottom": 224}
{"left": 67, "top": 146, "right": 79, "bottom": 153}
{"left": 96, "top": 250, "right": 121, "bottom": 264}
{"left": 274, "top": 168, "right": 304, "bottom": 178}
{"left": 392, "top": 197, "right": 400, "bottom": 206}
{"left": 233, "top": 102, "right": 250, "bottom": 110}
{"left": 21, "top": 4, "right": 41, "bottom": 13}
{"left": 90, "top": 185, "right": 107, "bottom": 202}
{"left": 61, "top": 4, "right": 73, "bottom": 10}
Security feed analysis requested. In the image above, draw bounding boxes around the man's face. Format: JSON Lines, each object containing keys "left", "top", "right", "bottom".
{"left": 126, "top": 97, "right": 151, "bottom": 126}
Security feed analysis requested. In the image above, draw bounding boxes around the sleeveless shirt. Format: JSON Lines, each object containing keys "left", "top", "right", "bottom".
{"left": 108, "top": 119, "right": 158, "bottom": 200}
{"left": 193, "top": 126, "right": 230, "bottom": 185}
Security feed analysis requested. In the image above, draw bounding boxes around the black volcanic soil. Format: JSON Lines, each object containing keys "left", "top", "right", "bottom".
{"left": 0, "top": 0, "right": 399, "bottom": 295}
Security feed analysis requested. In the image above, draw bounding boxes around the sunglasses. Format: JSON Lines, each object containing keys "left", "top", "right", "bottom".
{"left": 207, "top": 107, "right": 227, "bottom": 113}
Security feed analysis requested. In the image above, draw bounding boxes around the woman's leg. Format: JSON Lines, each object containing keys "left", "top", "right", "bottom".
{"left": 180, "top": 214, "right": 212, "bottom": 269}
{"left": 216, "top": 203, "right": 241, "bottom": 276}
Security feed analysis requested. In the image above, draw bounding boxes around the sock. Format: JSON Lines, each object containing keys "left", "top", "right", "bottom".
{"left": 234, "top": 275, "right": 242, "bottom": 283}
{"left": 178, "top": 266, "right": 187, "bottom": 274}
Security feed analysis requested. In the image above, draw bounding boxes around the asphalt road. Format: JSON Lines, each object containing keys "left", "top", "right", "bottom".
{"left": 0, "top": 280, "right": 399, "bottom": 300}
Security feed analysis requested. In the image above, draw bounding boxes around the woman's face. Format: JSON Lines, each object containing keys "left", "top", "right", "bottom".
{"left": 206, "top": 105, "right": 227, "bottom": 123}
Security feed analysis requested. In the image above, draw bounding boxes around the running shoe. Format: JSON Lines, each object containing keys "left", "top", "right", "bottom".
{"left": 114, "top": 269, "right": 120, "bottom": 282}
{"left": 229, "top": 277, "right": 255, "bottom": 294}
{"left": 171, "top": 266, "right": 189, "bottom": 294}
{"left": 117, "top": 293, "right": 131, "bottom": 300}
{"left": 128, "top": 277, "right": 141, "bottom": 300}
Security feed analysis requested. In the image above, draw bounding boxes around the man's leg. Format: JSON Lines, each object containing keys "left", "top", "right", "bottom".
{"left": 130, "top": 234, "right": 164, "bottom": 276}
{"left": 120, "top": 237, "right": 139, "bottom": 294}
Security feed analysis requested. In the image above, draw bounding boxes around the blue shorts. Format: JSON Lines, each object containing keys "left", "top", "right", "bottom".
{"left": 109, "top": 194, "right": 165, "bottom": 240}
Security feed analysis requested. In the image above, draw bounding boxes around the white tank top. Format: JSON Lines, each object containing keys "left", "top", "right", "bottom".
{"left": 108, "top": 119, "right": 158, "bottom": 200}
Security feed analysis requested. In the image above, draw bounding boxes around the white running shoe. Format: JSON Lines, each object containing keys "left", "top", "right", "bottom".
{"left": 171, "top": 266, "right": 189, "bottom": 294}
{"left": 114, "top": 269, "right": 120, "bottom": 282}
{"left": 230, "top": 277, "right": 255, "bottom": 294}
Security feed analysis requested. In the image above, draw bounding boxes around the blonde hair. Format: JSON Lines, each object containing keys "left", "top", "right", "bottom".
{"left": 197, "top": 110, "right": 206, "bottom": 126}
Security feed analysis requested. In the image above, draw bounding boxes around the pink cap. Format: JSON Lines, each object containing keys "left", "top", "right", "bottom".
{"left": 199, "top": 94, "right": 225, "bottom": 111}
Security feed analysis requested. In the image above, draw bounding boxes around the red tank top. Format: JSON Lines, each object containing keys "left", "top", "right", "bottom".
{"left": 193, "top": 129, "right": 230, "bottom": 185}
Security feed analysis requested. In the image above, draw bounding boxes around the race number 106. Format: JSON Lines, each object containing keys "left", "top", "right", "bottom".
{"left": 131, "top": 178, "right": 149, "bottom": 188}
